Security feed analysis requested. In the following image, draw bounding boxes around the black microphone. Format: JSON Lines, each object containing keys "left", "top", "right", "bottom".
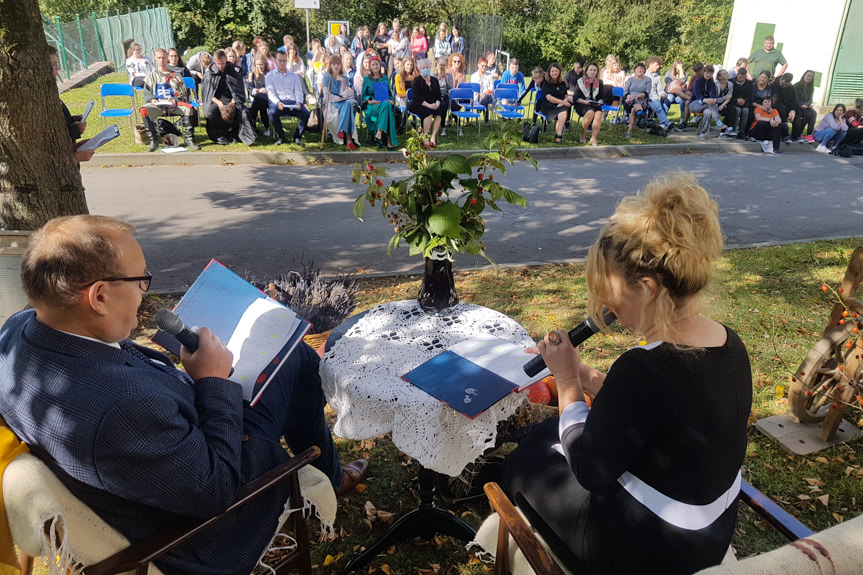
{"left": 522, "top": 309, "right": 617, "bottom": 377}
{"left": 154, "top": 309, "right": 200, "bottom": 353}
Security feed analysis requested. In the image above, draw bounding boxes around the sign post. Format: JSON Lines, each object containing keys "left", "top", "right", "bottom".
{"left": 294, "top": 0, "right": 319, "bottom": 53}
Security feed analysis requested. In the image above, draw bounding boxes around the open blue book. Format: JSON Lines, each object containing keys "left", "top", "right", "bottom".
{"left": 402, "top": 334, "right": 546, "bottom": 418}
{"left": 152, "top": 259, "right": 311, "bottom": 406}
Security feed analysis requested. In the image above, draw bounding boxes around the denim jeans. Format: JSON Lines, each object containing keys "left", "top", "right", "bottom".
{"left": 689, "top": 100, "right": 720, "bottom": 134}
{"left": 813, "top": 128, "right": 847, "bottom": 149}
{"left": 648, "top": 98, "right": 669, "bottom": 125}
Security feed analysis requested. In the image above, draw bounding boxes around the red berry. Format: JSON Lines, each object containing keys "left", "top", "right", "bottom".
{"left": 791, "top": 376, "right": 796, "bottom": 382}
{"left": 470, "top": 198, "right": 477, "bottom": 205}
{"left": 854, "top": 328, "right": 859, "bottom": 334}
{"left": 478, "top": 187, "right": 483, "bottom": 194}
{"left": 367, "top": 164, "right": 374, "bottom": 171}
{"left": 846, "top": 341, "right": 853, "bottom": 349}
{"left": 800, "top": 370, "right": 806, "bottom": 376}
{"left": 376, "top": 179, "right": 383, "bottom": 186}
{"left": 840, "top": 319, "right": 846, "bottom": 325}
{"left": 843, "top": 310, "right": 850, "bottom": 317}
{"left": 822, "top": 285, "right": 829, "bottom": 292}
{"left": 478, "top": 173, "right": 484, "bottom": 180}
{"left": 807, "top": 390, "right": 814, "bottom": 396}
{"left": 853, "top": 312, "right": 858, "bottom": 318}
{"left": 839, "top": 287, "right": 844, "bottom": 293}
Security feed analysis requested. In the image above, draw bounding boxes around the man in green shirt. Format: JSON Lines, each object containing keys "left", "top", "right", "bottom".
{"left": 748, "top": 35, "right": 787, "bottom": 79}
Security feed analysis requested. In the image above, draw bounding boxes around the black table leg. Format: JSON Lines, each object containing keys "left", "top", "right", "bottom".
{"left": 344, "top": 466, "right": 476, "bottom": 573}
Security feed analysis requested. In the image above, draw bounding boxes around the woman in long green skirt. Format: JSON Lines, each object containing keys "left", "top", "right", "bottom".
{"left": 361, "top": 56, "right": 399, "bottom": 148}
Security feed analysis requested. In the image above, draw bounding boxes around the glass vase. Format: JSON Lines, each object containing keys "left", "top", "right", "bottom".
{"left": 417, "top": 249, "right": 459, "bottom": 314}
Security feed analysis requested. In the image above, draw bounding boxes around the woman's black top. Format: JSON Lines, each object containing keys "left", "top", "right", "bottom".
{"left": 409, "top": 76, "right": 443, "bottom": 117}
{"left": 539, "top": 79, "right": 569, "bottom": 117}
{"left": 249, "top": 73, "right": 266, "bottom": 94}
{"left": 374, "top": 35, "right": 390, "bottom": 60}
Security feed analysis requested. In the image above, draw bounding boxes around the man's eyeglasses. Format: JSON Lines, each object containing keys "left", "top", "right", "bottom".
{"left": 82, "top": 271, "right": 152, "bottom": 292}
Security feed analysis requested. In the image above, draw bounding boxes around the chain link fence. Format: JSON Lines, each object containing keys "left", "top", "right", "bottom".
{"left": 43, "top": 6, "right": 175, "bottom": 79}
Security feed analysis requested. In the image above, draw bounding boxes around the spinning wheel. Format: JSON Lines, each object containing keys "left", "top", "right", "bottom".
{"left": 788, "top": 245, "right": 863, "bottom": 441}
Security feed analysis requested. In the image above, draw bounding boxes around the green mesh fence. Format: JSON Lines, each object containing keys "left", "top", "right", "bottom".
{"left": 453, "top": 15, "right": 504, "bottom": 74}
{"left": 43, "top": 6, "right": 175, "bottom": 80}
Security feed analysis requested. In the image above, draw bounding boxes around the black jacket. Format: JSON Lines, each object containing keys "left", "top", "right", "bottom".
{"left": 730, "top": 78, "right": 753, "bottom": 107}
{"left": 201, "top": 62, "right": 245, "bottom": 116}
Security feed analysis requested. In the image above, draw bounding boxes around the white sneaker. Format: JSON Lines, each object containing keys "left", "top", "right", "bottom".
{"left": 440, "top": 128, "right": 447, "bottom": 137}
{"left": 815, "top": 144, "right": 831, "bottom": 153}
{"left": 263, "top": 129, "right": 271, "bottom": 137}
{"left": 759, "top": 140, "right": 774, "bottom": 153}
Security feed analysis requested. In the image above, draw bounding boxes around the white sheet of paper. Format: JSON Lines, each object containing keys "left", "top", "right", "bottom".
{"left": 77, "top": 124, "right": 120, "bottom": 151}
{"left": 447, "top": 334, "right": 546, "bottom": 390}
{"left": 161, "top": 146, "right": 188, "bottom": 153}
{"left": 81, "top": 99, "right": 95, "bottom": 122}
{"left": 226, "top": 298, "right": 301, "bottom": 398}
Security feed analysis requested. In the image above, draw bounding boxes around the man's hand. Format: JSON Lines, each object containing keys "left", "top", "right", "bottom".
{"left": 736, "top": 98, "right": 745, "bottom": 106}
{"left": 75, "top": 148, "right": 95, "bottom": 162}
{"left": 277, "top": 101, "right": 284, "bottom": 111}
{"left": 151, "top": 99, "right": 160, "bottom": 105}
{"left": 181, "top": 327, "right": 234, "bottom": 381}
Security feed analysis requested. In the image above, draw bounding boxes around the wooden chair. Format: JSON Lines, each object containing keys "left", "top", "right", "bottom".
{"left": 9, "top": 446, "right": 321, "bottom": 575}
{"left": 482, "top": 478, "right": 863, "bottom": 575}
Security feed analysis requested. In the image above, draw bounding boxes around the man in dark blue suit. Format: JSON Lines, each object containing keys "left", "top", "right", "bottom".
{"left": 0, "top": 215, "right": 368, "bottom": 575}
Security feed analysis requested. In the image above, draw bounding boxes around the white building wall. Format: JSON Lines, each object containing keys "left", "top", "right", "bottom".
{"left": 723, "top": 0, "right": 847, "bottom": 104}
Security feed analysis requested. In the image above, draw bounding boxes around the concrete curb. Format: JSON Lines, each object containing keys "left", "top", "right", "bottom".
{"left": 88, "top": 140, "right": 762, "bottom": 168}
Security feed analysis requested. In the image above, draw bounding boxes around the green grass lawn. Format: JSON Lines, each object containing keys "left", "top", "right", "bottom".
{"left": 29, "top": 239, "right": 863, "bottom": 575}
{"left": 61, "top": 72, "right": 670, "bottom": 155}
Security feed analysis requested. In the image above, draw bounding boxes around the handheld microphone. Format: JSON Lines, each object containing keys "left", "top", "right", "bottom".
{"left": 522, "top": 309, "right": 617, "bottom": 377}
{"left": 154, "top": 309, "right": 200, "bottom": 353}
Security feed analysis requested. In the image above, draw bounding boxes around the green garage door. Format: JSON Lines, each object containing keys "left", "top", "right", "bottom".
{"left": 829, "top": 0, "right": 863, "bottom": 104}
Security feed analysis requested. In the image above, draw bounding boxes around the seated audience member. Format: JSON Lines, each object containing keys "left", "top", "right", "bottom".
{"left": 410, "top": 27, "right": 428, "bottom": 60}
{"left": 751, "top": 70, "right": 773, "bottom": 111}
{"left": 434, "top": 58, "right": 452, "bottom": 135}
{"left": 285, "top": 44, "right": 305, "bottom": 75}
{"left": 518, "top": 66, "right": 545, "bottom": 106}
{"left": 224, "top": 47, "right": 243, "bottom": 79}
{"left": 563, "top": 57, "right": 585, "bottom": 92}
{"left": 248, "top": 56, "right": 270, "bottom": 136}
{"left": 125, "top": 42, "right": 153, "bottom": 87}
{"left": 714, "top": 69, "right": 733, "bottom": 136}
{"left": 341, "top": 52, "right": 357, "bottom": 97}
{"left": 361, "top": 56, "right": 399, "bottom": 148}
{"left": 662, "top": 59, "right": 690, "bottom": 116}
{"left": 306, "top": 38, "right": 321, "bottom": 66}
{"left": 354, "top": 50, "right": 374, "bottom": 96}
{"left": 727, "top": 67, "right": 753, "bottom": 139}
{"left": 449, "top": 27, "right": 465, "bottom": 55}
{"left": 645, "top": 56, "right": 673, "bottom": 131}
{"left": 49, "top": 46, "right": 94, "bottom": 164}
{"left": 187, "top": 50, "right": 212, "bottom": 84}
{"left": 265, "top": 50, "right": 310, "bottom": 146}
{"left": 501, "top": 173, "right": 751, "bottom": 575}
{"left": 748, "top": 34, "right": 787, "bottom": 80}
{"left": 308, "top": 46, "right": 327, "bottom": 90}
{"left": 500, "top": 58, "right": 526, "bottom": 94}
{"left": 470, "top": 57, "right": 496, "bottom": 122}
{"left": 281, "top": 34, "right": 295, "bottom": 54}
{"left": 792, "top": 70, "right": 817, "bottom": 142}
{"left": 734, "top": 57, "right": 750, "bottom": 80}
{"left": 202, "top": 49, "right": 246, "bottom": 145}
{"left": 540, "top": 62, "right": 572, "bottom": 144}
{"left": 322, "top": 56, "right": 359, "bottom": 150}
{"left": 434, "top": 24, "right": 452, "bottom": 60}
{"left": 409, "top": 58, "right": 445, "bottom": 147}
{"left": 139, "top": 48, "right": 201, "bottom": 152}
{"left": 324, "top": 34, "right": 340, "bottom": 56}
{"left": 448, "top": 52, "right": 467, "bottom": 89}
{"left": 167, "top": 48, "right": 192, "bottom": 77}
{"left": 350, "top": 26, "right": 369, "bottom": 58}
{"left": 232, "top": 41, "right": 249, "bottom": 78}
{"left": 813, "top": 104, "right": 848, "bottom": 153}
{"left": 844, "top": 98, "right": 863, "bottom": 146}
{"left": 600, "top": 54, "right": 626, "bottom": 105}
{"left": 623, "top": 61, "right": 651, "bottom": 138}
{"left": 674, "top": 62, "right": 703, "bottom": 131}
{"left": 395, "top": 57, "right": 416, "bottom": 110}
{"left": 771, "top": 73, "right": 797, "bottom": 144}
{"left": 573, "top": 61, "right": 605, "bottom": 146}
{"left": 749, "top": 96, "right": 783, "bottom": 154}
{"left": 0, "top": 215, "right": 369, "bottom": 575}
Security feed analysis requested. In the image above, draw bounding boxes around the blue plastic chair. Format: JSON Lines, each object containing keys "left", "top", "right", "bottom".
{"left": 405, "top": 88, "right": 422, "bottom": 129}
{"left": 602, "top": 86, "right": 625, "bottom": 123}
{"left": 461, "top": 82, "right": 487, "bottom": 112}
{"left": 449, "top": 87, "right": 482, "bottom": 136}
{"left": 99, "top": 83, "right": 135, "bottom": 130}
{"left": 533, "top": 88, "right": 548, "bottom": 131}
{"left": 182, "top": 76, "right": 200, "bottom": 108}
{"left": 493, "top": 87, "right": 523, "bottom": 122}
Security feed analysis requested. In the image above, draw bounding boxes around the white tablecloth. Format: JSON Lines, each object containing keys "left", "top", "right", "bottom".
{"left": 320, "top": 300, "right": 535, "bottom": 477}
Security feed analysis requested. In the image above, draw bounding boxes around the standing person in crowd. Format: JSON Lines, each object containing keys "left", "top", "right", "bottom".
{"left": 362, "top": 56, "right": 399, "bottom": 148}
{"left": 734, "top": 57, "right": 750, "bottom": 80}
{"left": 540, "top": 62, "right": 572, "bottom": 144}
{"left": 434, "top": 57, "right": 452, "bottom": 136}
{"left": 844, "top": 99, "right": 863, "bottom": 146}
{"left": 501, "top": 173, "right": 750, "bottom": 575}
{"left": 500, "top": 58, "right": 525, "bottom": 93}
{"left": 645, "top": 56, "right": 674, "bottom": 132}
{"left": 434, "top": 24, "right": 452, "bottom": 60}
{"left": 395, "top": 57, "right": 417, "bottom": 110}
{"left": 410, "top": 58, "right": 445, "bottom": 147}
{"left": 390, "top": 18, "right": 402, "bottom": 39}
{"left": 248, "top": 56, "right": 270, "bottom": 137}
{"left": 792, "top": 70, "right": 817, "bottom": 143}
{"left": 125, "top": 42, "right": 153, "bottom": 87}
{"left": 187, "top": 51, "right": 212, "bottom": 86}
{"left": 351, "top": 27, "right": 367, "bottom": 58}
{"left": 139, "top": 48, "right": 201, "bottom": 152}
{"left": 600, "top": 54, "right": 626, "bottom": 105}
{"left": 662, "top": 59, "right": 689, "bottom": 117}
{"left": 573, "top": 62, "right": 605, "bottom": 146}
{"left": 202, "top": 49, "right": 245, "bottom": 145}
{"left": 726, "top": 67, "right": 753, "bottom": 139}
{"left": 714, "top": 69, "right": 733, "bottom": 136}
{"left": 449, "top": 27, "right": 465, "bottom": 55}
{"left": 388, "top": 31, "right": 409, "bottom": 73}
{"left": 336, "top": 24, "right": 350, "bottom": 48}
{"left": 167, "top": 48, "right": 192, "bottom": 77}
{"left": 48, "top": 46, "right": 95, "bottom": 165}
{"left": 689, "top": 64, "right": 724, "bottom": 138}
{"left": 771, "top": 73, "right": 797, "bottom": 144}
{"left": 232, "top": 41, "right": 249, "bottom": 78}
{"left": 750, "top": 96, "right": 783, "bottom": 154}
{"left": 410, "top": 27, "right": 429, "bottom": 59}
{"left": 470, "top": 57, "right": 496, "bottom": 123}
{"left": 265, "top": 50, "right": 310, "bottom": 147}
{"left": 624, "top": 61, "right": 651, "bottom": 138}
{"left": 748, "top": 35, "right": 787, "bottom": 80}
{"left": 813, "top": 104, "right": 848, "bottom": 153}
{"left": 374, "top": 23, "right": 391, "bottom": 67}
{"left": 322, "top": 56, "right": 360, "bottom": 150}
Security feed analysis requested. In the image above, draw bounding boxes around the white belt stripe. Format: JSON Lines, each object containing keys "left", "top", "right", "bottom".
{"left": 617, "top": 470, "right": 741, "bottom": 531}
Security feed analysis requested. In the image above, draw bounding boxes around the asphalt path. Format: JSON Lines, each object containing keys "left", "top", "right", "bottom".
{"left": 81, "top": 150, "right": 863, "bottom": 291}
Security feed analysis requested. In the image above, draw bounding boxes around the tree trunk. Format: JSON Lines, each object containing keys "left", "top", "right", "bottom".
{"left": 0, "top": 0, "right": 89, "bottom": 231}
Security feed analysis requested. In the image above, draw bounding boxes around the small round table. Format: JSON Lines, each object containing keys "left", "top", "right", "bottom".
{"left": 321, "top": 299, "right": 535, "bottom": 571}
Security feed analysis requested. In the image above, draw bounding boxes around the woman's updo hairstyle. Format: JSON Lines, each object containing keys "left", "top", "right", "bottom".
{"left": 586, "top": 173, "right": 722, "bottom": 338}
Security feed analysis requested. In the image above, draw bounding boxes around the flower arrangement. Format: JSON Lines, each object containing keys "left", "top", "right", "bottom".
{"left": 351, "top": 129, "right": 537, "bottom": 264}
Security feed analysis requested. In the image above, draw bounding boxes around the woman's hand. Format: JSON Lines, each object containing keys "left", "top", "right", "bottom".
{"left": 526, "top": 330, "right": 586, "bottom": 410}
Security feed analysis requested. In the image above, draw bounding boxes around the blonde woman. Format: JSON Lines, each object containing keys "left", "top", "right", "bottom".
{"left": 322, "top": 56, "right": 360, "bottom": 149}
{"left": 248, "top": 55, "right": 270, "bottom": 136}
{"left": 600, "top": 54, "right": 625, "bottom": 103}
{"left": 502, "top": 173, "right": 751, "bottom": 575}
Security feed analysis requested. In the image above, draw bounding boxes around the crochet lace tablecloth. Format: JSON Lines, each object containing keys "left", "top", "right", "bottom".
{"left": 321, "top": 300, "right": 534, "bottom": 477}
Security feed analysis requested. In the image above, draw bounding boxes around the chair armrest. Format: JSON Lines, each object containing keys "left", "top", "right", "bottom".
{"left": 740, "top": 479, "right": 814, "bottom": 541}
{"left": 85, "top": 446, "right": 321, "bottom": 575}
{"left": 484, "top": 482, "right": 566, "bottom": 575}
